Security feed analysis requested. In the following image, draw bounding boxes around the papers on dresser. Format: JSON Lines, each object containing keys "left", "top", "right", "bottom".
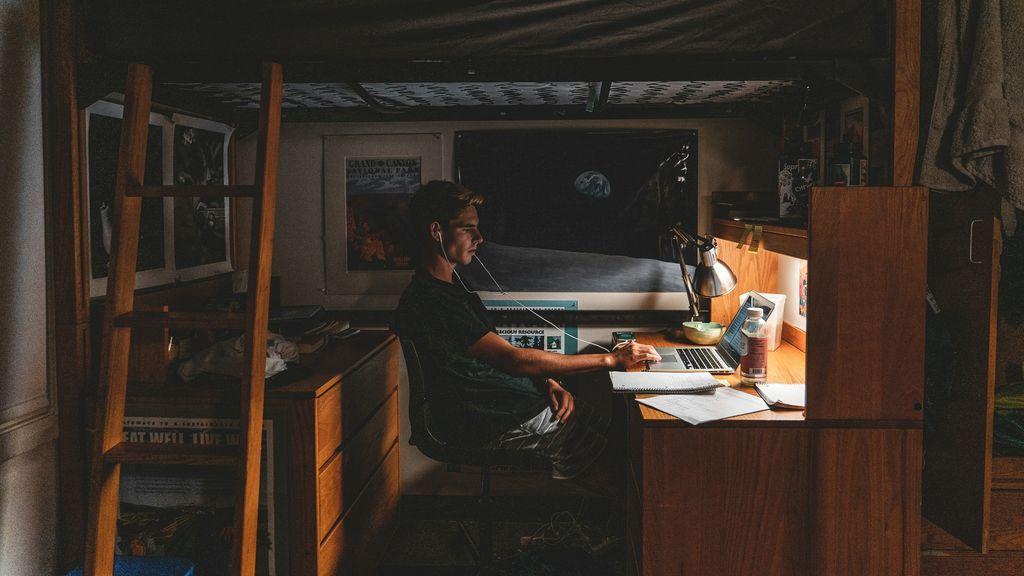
{"left": 754, "top": 383, "right": 806, "bottom": 409}
{"left": 610, "top": 371, "right": 725, "bottom": 394}
{"left": 636, "top": 388, "right": 770, "bottom": 425}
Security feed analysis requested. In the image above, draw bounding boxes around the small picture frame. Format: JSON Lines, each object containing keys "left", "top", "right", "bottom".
{"left": 802, "top": 110, "right": 826, "bottom": 185}
{"left": 839, "top": 95, "right": 869, "bottom": 159}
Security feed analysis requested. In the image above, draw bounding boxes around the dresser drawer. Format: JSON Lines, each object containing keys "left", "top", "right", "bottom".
{"left": 316, "top": 341, "right": 399, "bottom": 466}
{"left": 317, "top": 390, "right": 400, "bottom": 542}
{"left": 318, "top": 442, "right": 400, "bottom": 576}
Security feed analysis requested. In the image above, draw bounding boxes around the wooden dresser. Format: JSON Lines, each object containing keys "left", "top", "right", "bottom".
{"left": 269, "top": 330, "right": 401, "bottom": 576}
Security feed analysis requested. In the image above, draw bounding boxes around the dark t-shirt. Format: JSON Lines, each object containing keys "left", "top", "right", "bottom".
{"left": 393, "top": 271, "right": 549, "bottom": 446}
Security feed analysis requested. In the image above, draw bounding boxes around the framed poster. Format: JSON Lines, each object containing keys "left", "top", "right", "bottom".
{"left": 453, "top": 129, "right": 697, "bottom": 294}
{"left": 839, "top": 95, "right": 869, "bottom": 159}
{"left": 483, "top": 299, "right": 579, "bottom": 354}
{"left": 345, "top": 157, "right": 421, "bottom": 271}
{"left": 170, "top": 114, "right": 234, "bottom": 281}
{"left": 323, "top": 133, "right": 443, "bottom": 301}
{"left": 119, "top": 417, "right": 275, "bottom": 575}
{"left": 802, "top": 110, "right": 826, "bottom": 185}
{"left": 85, "top": 101, "right": 174, "bottom": 297}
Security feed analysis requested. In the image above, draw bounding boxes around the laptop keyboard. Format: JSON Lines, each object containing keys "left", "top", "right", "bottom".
{"left": 677, "top": 348, "right": 727, "bottom": 371}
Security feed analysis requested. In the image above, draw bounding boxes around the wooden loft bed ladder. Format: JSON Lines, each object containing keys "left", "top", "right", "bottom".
{"left": 83, "top": 62, "right": 283, "bottom": 576}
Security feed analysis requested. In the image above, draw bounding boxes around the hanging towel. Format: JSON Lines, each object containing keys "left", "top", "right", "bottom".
{"left": 920, "top": 0, "right": 1024, "bottom": 228}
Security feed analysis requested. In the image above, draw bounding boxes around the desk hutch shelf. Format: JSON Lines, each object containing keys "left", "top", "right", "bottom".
{"left": 712, "top": 218, "right": 808, "bottom": 260}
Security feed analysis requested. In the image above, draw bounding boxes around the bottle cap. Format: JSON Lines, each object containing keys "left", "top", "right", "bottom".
{"left": 747, "top": 307, "right": 763, "bottom": 319}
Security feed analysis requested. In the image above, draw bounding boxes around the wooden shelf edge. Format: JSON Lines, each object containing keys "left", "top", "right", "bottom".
{"left": 104, "top": 441, "right": 238, "bottom": 467}
{"left": 781, "top": 322, "right": 807, "bottom": 352}
{"left": 992, "top": 456, "right": 1024, "bottom": 490}
{"left": 712, "top": 218, "right": 808, "bottom": 260}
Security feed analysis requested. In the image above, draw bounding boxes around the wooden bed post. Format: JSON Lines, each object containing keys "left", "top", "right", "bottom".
{"left": 893, "top": 0, "right": 921, "bottom": 186}
{"left": 41, "top": 0, "right": 90, "bottom": 571}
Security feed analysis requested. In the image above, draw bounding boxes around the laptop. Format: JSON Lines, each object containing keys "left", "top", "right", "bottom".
{"left": 647, "top": 292, "right": 776, "bottom": 374}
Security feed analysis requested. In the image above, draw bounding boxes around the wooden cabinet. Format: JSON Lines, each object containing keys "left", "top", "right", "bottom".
{"left": 626, "top": 185, "right": 927, "bottom": 575}
{"left": 271, "top": 331, "right": 401, "bottom": 576}
{"left": 919, "top": 191, "right": 1024, "bottom": 573}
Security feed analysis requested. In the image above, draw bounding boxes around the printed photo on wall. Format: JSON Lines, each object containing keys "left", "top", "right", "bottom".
{"left": 172, "top": 120, "right": 230, "bottom": 270}
{"left": 799, "top": 262, "right": 808, "bottom": 317}
{"left": 839, "top": 95, "right": 869, "bottom": 158}
{"left": 802, "top": 111, "right": 825, "bottom": 185}
{"left": 86, "top": 103, "right": 167, "bottom": 280}
{"left": 345, "top": 157, "right": 420, "bottom": 271}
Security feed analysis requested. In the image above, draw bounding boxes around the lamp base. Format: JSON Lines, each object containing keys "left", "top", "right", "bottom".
{"left": 664, "top": 326, "right": 690, "bottom": 342}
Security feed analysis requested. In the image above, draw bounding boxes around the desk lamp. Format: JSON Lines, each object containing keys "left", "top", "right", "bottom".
{"left": 668, "top": 225, "right": 737, "bottom": 335}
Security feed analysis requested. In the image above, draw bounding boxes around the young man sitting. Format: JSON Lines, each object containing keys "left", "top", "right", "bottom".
{"left": 393, "top": 180, "right": 660, "bottom": 481}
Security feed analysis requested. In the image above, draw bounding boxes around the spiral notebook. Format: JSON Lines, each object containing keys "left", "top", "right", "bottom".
{"left": 610, "top": 371, "right": 725, "bottom": 394}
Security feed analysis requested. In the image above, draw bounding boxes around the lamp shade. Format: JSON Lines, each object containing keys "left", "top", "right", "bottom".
{"left": 693, "top": 247, "right": 737, "bottom": 297}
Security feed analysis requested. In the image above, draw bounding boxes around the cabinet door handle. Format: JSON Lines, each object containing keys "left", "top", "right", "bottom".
{"left": 968, "top": 219, "right": 984, "bottom": 264}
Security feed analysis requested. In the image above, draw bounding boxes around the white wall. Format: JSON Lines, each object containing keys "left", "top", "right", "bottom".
{"left": 0, "top": 0, "right": 58, "bottom": 571}
{"left": 777, "top": 254, "right": 808, "bottom": 332}
{"left": 237, "top": 118, "right": 779, "bottom": 308}
{"left": 237, "top": 118, "right": 778, "bottom": 494}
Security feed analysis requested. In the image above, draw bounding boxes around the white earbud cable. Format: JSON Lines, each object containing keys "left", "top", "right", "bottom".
{"left": 471, "top": 254, "right": 611, "bottom": 354}
{"left": 437, "top": 231, "right": 613, "bottom": 354}
{"left": 437, "top": 232, "right": 473, "bottom": 293}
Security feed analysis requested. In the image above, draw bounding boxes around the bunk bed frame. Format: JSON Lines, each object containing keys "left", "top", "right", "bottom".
{"left": 39, "top": 0, "right": 1016, "bottom": 574}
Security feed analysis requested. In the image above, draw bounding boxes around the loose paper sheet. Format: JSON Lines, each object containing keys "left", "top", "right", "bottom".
{"left": 610, "top": 371, "right": 723, "bottom": 394}
{"left": 755, "top": 383, "right": 806, "bottom": 409}
{"left": 636, "top": 387, "right": 770, "bottom": 425}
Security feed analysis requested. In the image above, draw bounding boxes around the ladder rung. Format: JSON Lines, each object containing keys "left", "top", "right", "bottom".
{"left": 114, "top": 310, "right": 246, "bottom": 330}
{"left": 126, "top": 184, "right": 258, "bottom": 198}
{"left": 103, "top": 442, "right": 238, "bottom": 467}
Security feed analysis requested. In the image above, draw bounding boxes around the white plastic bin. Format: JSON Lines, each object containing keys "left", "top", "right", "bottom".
{"left": 738, "top": 291, "right": 787, "bottom": 351}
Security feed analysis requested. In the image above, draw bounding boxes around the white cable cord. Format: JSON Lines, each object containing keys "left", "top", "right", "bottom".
{"left": 437, "top": 236, "right": 473, "bottom": 293}
{"left": 472, "top": 254, "right": 612, "bottom": 354}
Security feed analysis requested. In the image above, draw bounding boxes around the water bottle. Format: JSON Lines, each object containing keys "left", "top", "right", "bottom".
{"left": 740, "top": 307, "right": 768, "bottom": 386}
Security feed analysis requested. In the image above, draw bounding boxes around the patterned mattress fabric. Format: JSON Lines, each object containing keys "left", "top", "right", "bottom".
{"left": 163, "top": 81, "right": 800, "bottom": 109}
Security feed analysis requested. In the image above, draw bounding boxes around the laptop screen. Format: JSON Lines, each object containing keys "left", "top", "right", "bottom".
{"left": 719, "top": 292, "right": 776, "bottom": 361}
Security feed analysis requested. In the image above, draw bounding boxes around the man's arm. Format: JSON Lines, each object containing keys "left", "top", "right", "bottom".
{"left": 467, "top": 332, "right": 660, "bottom": 378}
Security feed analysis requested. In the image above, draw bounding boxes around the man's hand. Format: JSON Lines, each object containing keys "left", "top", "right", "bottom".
{"left": 608, "top": 341, "right": 662, "bottom": 370}
{"left": 547, "top": 379, "right": 575, "bottom": 424}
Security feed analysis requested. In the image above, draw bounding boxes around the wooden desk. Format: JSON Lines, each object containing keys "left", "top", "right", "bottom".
{"left": 625, "top": 332, "right": 921, "bottom": 576}
{"left": 633, "top": 331, "right": 806, "bottom": 425}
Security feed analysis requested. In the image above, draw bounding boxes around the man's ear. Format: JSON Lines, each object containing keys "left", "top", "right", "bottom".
{"left": 429, "top": 221, "right": 442, "bottom": 243}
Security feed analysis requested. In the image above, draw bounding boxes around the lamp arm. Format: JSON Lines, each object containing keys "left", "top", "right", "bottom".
{"left": 669, "top": 225, "right": 715, "bottom": 252}
{"left": 672, "top": 234, "right": 702, "bottom": 322}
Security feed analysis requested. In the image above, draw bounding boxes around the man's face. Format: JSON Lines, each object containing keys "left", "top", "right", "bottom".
{"left": 442, "top": 206, "right": 483, "bottom": 266}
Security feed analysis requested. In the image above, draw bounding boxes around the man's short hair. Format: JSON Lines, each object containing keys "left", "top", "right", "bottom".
{"left": 408, "top": 181, "right": 484, "bottom": 245}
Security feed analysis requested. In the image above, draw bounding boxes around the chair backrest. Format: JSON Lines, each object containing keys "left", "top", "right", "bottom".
{"left": 398, "top": 337, "right": 549, "bottom": 469}
{"left": 398, "top": 338, "right": 448, "bottom": 453}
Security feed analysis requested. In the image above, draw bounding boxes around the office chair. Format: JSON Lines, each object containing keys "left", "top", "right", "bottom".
{"left": 399, "top": 338, "right": 546, "bottom": 567}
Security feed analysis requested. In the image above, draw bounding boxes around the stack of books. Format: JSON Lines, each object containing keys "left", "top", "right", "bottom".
{"left": 294, "top": 320, "right": 351, "bottom": 354}
{"left": 268, "top": 305, "right": 350, "bottom": 355}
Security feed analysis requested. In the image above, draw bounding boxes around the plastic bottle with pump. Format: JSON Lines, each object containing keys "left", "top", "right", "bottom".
{"left": 740, "top": 307, "right": 768, "bottom": 386}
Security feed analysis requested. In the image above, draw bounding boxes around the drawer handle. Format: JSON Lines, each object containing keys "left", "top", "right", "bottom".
{"left": 968, "top": 219, "right": 983, "bottom": 264}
